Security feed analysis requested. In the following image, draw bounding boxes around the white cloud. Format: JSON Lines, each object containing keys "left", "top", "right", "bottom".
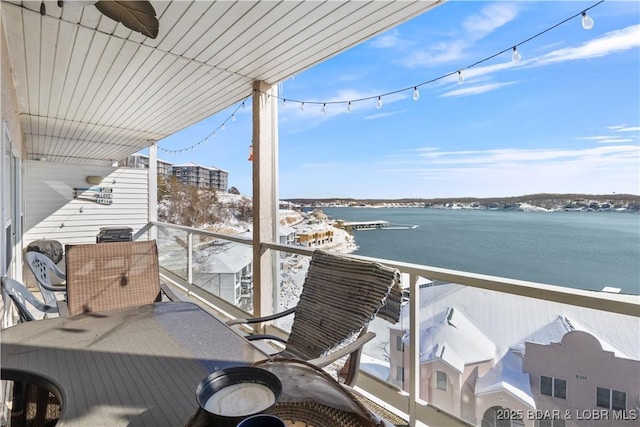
{"left": 440, "top": 81, "right": 516, "bottom": 98}
{"left": 615, "top": 126, "right": 640, "bottom": 132}
{"left": 532, "top": 24, "right": 640, "bottom": 66}
{"left": 365, "top": 110, "right": 405, "bottom": 120}
{"left": 577, "top": 136, "right": 635, "bottom": 144}
{"left": 463, "top": 3, "right": 519, "bottom": 39}
{"left": 596, "top": 139, "right": 634, "bottom": 144}
{"left": 401, "top": 3, "right": 519, "bottom": 68}
{"left": 376, "top": 144, "right": 640, "bottom": 196}
{"left": 389, "top": 145, "right": 639, "bottom": 167}
{"left": 370, "top": 29, "right": 404, "bottom": 49}
{"left": 578, "top": 136, "right": 619, "bottom": 141}
{"left": 427, "top": 24, "right": 640, "bottom": 95}
{"left": 402, "top": 40, "right": 467, "bottom": 67}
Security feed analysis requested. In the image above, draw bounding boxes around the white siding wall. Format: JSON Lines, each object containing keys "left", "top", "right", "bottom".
{"left": 24, "top": 161, "right": 149, "bottom": 247}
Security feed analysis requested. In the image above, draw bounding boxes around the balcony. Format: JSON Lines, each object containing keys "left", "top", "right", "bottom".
{"left": 1, "top": 1, "right": 638, "bottom": 426}
{"left": 146, "top": 221, "right": 638, "bottom": 427}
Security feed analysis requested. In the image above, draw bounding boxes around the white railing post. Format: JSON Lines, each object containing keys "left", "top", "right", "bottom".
{"left": 409, "top": 272, "right": 420, "bottom": 426}
{"left": 187, "top": 231, "right": 193, "bottom": 284}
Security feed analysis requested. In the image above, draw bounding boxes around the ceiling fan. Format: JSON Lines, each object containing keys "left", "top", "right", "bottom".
{"left": 41, "top": 1, "right": 159, "bottom": 39}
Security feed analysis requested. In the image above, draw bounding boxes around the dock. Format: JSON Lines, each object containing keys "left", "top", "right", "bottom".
{"left": 335, "top": 220, "right": 418, "bottom": 233}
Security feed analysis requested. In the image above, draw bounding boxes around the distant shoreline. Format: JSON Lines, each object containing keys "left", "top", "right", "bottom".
{"left": 282, "top": 193, "right": 640, "bottom": 213}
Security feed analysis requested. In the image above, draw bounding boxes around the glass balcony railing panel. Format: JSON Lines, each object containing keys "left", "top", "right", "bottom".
{"left": 273, "top": 249, "right": 311, "bottom": 333}
{"left": 191, "top": 233, "right": 254, "bottom": 313}
{"left": 368, "top": 278, "right": 639, "bottom": 427}
{"left": 155, "top": 225, "right": 188, "bottom": 281}
{"left": 361, "top": 272, "right": 422, "bottom": 413}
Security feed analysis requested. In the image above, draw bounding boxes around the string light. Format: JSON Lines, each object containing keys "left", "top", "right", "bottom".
{"left": 256, "top": 0, "right": 604, "bottom": 112}
{"left": 160, "top": 1, "right": 604, "bottom": 155}
{"left": 512, "top": 46, "right": 522, "bottom": 63}
{"left": 581, "top": 11, "right": 594, "bottom": 30}
{"left": 158, "top": 96, "right": 250, "bottom": 154}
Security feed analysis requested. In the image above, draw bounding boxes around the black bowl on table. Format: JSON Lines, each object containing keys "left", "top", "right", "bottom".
{"left": 195, "top": 366, "right": 282, "bottom": 427}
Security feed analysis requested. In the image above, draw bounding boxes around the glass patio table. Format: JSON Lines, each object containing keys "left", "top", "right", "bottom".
{"left": 1, "top": 301, "right": 269, "bottom": 426}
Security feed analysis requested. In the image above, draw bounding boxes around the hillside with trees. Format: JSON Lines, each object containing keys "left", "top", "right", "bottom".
{"left": 157, "top": 175, "right": 252, "bottom": 229}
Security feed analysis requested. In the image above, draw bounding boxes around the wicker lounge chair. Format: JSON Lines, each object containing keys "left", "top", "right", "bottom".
{"left": 228, "top": 250, "right": 402, "bottom": 386}
{"left": 64, "top": 240, "right": 162, "bottom": 315}
{"left": 25, "top": 251, "right": 67, "bottom": 306}
{"left": 1, "top": 277, "right": 59, "bottom": 322}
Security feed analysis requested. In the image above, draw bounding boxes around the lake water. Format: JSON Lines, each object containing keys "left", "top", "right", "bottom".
{"left": 320, "top": 207, "right": 640, "bottom": 295}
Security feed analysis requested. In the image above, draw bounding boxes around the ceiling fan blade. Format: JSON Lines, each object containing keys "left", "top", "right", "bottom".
{"left": 95, "top": 1, "right": 159, "bottom": 39}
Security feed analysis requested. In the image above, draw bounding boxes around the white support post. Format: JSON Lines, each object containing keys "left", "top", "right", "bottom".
{"left": 251, "top": 81, "right": 278, "bottom": 323}
{"left": 148, "top": 142, "right": 158, "bottom": 242}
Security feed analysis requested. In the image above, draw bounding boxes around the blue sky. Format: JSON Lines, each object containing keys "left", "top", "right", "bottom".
{"left": 155, "top": 1, "right": 640, "bottom": 199}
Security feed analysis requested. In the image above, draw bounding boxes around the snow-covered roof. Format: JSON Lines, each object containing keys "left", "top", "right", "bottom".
{"left": 512, "top": 315, "right": 631, "bottom": 359}
{"left": 406, "top": 283, "right": 640, "bottom": 361}
{"left": 406, "top": 307, "right": 497, "bottom": 373}
{"left": 195, "top": 243, "right": 252, "bottom": 273}
{"left": 475, "top": 350, "right": 535, "bottom": 408}
{"left": 279, "top": 226, "right": 296, "bottom": 236}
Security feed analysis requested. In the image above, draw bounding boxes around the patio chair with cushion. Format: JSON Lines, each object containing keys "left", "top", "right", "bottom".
{"left": 25, "top": 251, "right": 67, "bottom": 306}
{"left": 64, "top": 240, "right": 162, "bottom": 315}
{"left": 227, "top": 250, "right": 402, "bottom": 386}
{"left": 1, "top": 277, "right": 59, "bottom": 322}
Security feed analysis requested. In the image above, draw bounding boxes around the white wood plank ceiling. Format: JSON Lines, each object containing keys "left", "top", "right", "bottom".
{"left": 1, "top": 0, "right": 442, "bottom": 165}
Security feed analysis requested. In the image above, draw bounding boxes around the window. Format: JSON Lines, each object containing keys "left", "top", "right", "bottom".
{"left": 541, "top": 376, "right": 566, "bottom": 399}
{"left": 396, "top": 366, "right": 404, "bottom": 382}
{"left": 395, "top": 335, "right": 404, "bottom": 352}
{"left": 436, "top": 371, "right": 447, "bottom": 391}
{"left": 539, "top": 419, "right": 565, "bottom": 427}
{"left": 597, "top": 387, "right": 626, "bottom": 411}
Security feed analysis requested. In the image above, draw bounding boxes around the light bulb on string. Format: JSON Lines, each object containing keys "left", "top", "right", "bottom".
{"left": 412, "top": 87, "right": 420, "bottom": 101}
{"left": 457, "top": 70, "right": 464, "bottom": 84}
{"left": 281, "top": 98, "right": 286, "bottom": 108}
{"left": 512, "top": 46, "right": 521, "bottom": 63}
{"left": 221, "top": 123, "right": 225, "bottom": 131}
{"left": 300, "top": 102, "right": 304, "bottom": 111}
{"left": 581, "top": 11, "right": 594, "bottom": 30}
{"left": 347, "top": 102, "right": 352, "bottom": 113}
{"left": 231, "top": 113, "right": 236, "bottom": 122}
{"left": 376, "top": 97, "right": 382, "bottom": 109}
{"left": 241, "top": 102, "right": 246, "bottom": 110}
{"left": 321, "top": 103, "right": 326, "bottom": 114}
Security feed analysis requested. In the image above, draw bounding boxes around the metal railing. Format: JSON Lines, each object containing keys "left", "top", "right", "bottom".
{"left": 146, "top": 221, "right": 640, "bottom": 427}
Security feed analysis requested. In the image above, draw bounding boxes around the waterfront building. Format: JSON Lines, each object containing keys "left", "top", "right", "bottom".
{"left": 171, "top": 162, "right": 229, "bottom": 191}
{"left": 295, "top": 228, "right": 335, "bottom": 247}
{"left": 118, "top": 153, "right": 173, "bottom": 176}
